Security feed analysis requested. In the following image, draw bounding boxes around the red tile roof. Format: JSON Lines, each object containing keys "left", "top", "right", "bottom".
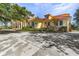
{"left": 54, "top": 14, "right": 71, "bottom": 20}
{"left": 30, "top": 13, "right": 71, "bottom": 22}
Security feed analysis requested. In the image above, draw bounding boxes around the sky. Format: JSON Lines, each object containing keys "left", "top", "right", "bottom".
{"left": 17, "top": 3, "right": 79, "bottom": 23}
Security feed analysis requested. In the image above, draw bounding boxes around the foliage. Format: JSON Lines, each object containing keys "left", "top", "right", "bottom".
{"left": 58, "top": 26, "right": 67, "bottom": 32}
{"left": 71, "top": 24, "right": 77, "bottom": 30}
{"left": 74, "top": 8, "right": 79, "bottom": 27}
{"left": 0, "top": 3, "right": 34, "bottom": 27}
{"left": 21, "top": 26, "right": 37, "bottom": 31}
{"left": 21, "top": 27, "right": 55, "bottom": 32}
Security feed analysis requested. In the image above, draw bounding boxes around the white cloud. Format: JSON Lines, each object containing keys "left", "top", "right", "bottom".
{"left": 53, "top": 3, "right": 78, "bottom": 11}
{"left": 50, "top": 3, "right": 79, "bottom": 15}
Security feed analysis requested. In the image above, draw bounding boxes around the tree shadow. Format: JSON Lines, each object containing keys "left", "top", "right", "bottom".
{"left": 0, "top": 30, "right": 21, "bottom": 34}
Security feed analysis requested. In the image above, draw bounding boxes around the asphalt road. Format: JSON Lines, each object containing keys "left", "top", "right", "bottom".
{"left": 0, "top": 32, "right": 79, "bottom": 56}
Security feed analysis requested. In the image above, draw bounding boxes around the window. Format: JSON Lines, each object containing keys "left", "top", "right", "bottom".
{"left": 48, "top": 22, "right": 50, "bottom": 26}
{"left": 60, "top": 21, "right": 63, "bottom": 25}
{"left": 32, "top": 22, "right": 35, "bottom": 27}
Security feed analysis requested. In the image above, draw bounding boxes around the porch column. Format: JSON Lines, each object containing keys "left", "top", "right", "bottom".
{"left": 67, "top": 20, "right": 70, "bottom": 32}
{"left": 58, "top": 21, "right": 60, "bottom": 27}
{"left": 20, "top": 22, "right": 23, "bottom": 29}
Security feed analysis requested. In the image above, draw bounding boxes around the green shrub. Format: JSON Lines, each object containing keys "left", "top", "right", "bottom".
{"left": 0, "top": 26, "right": 12, "bottom": 29}
{"left": 21, "top": 26, "right": 37, "bottom": 31}
{"left": 7, "top": 27, "right": 12, "bottom": 29}
{"left": 58, "top": 26, "right": 67, "bottom": 32}
{"left": 37, "top": 28, "right": 55, "bottom": 32}
{"left": 21, "top": 27, "right": 55, "bottom": 32}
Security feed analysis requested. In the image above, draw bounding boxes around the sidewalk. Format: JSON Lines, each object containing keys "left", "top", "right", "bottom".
{"left": 69, "top": 30, "right": 79, "bottom": 33}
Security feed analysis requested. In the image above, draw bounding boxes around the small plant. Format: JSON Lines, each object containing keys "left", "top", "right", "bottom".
{"left": 21, "top": 26, "right": 37, "bottom": 31}
{"left": 21, "top": 27, "right": 56, "bottom": 32}
{"left": 58, "top": 26, "right": 67, "bottom": 32}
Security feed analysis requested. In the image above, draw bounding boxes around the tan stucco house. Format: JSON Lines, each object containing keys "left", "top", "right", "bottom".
{"left": 28, "top": 13, "right": 71, "bottom": 32}
{"left": 9, "top": 13, "right": 71, "bottom": 32}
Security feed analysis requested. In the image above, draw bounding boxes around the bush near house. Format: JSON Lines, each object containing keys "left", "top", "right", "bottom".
{"left": 35, "top": 28, "right": 55, "bottom": 32}
{"left": 21, "top": 27, "right": 56, "bottom": 32}
{"left": 21, "top": 26, "right": 37, "bottom": 31}
{"left": 0, "top": 27, "right": 2, "bottom": 30}
{"left": 58, "top": 26, "right": 67, "bottom": 32}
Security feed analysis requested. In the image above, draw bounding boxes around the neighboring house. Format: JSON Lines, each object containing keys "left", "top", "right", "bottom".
{"left": 28, "top": 13, "right": 71, "bottom": 32}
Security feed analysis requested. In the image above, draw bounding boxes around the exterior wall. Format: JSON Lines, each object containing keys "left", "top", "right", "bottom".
{"left": 57, "top": 17, "right": 71, "bottom": 32}
{"left": 35, "top": 21, "right": 56, "bottom": 29}
{"left": 26, "top": 14, "right": 71, "bottom": 32}
{"left": 35, "top": 22, "right": 47, "bottom": 29}
{"left": 63, "top": 20, "right": 67, "bottom": 26}
{"left": 58, "top": 20, "right": 68, "bottom": 27}
{"left": 48, "top": 16, "right": 52, "bottom": 20}
{"left": 30, "top": 18, "right": 70, "bottom": 31}
{"left": 67, "top": 17, "right": 71, "bottom": 32}
{"left": 36, "top": 22, "right": 42, "bottom": 29}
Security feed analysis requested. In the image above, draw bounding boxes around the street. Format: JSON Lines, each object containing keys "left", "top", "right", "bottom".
{"left": 0, "top": 32, "right": 79, "bottom": 56}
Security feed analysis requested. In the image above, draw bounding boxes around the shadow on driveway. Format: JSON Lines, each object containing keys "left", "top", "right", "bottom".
{"left": 0, "top": 30, "right": 21, "bottom": 34}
